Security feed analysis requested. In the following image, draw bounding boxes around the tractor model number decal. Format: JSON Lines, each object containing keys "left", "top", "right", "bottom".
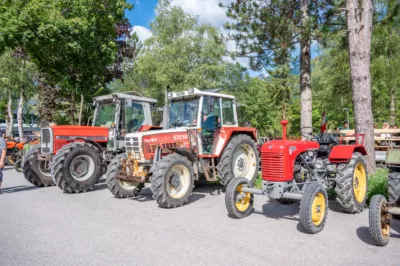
{"left": 143, "top": 134, "right": 188, "bottom": 144}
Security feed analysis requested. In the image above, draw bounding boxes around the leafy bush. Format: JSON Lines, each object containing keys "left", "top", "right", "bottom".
{"left": 367, "top": 168, "right": 388, "bottom": 204}
{"left": 254, "top": 174, "right": 262, "bottom": 189}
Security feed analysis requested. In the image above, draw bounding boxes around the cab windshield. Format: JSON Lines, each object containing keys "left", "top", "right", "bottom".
{"left": 169, "top": 97, "right": 199, "bottom": 128}
{"left": 94, "top": 102, "right": 116, "bottom": 127}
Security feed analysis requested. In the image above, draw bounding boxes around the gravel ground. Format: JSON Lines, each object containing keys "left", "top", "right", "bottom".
{"left": 0, "top": 167, "right": 399, "bottom": 266}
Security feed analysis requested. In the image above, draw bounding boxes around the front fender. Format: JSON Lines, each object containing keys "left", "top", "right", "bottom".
{"left": 329, "top": 145, "right": 367, "bottom": 163}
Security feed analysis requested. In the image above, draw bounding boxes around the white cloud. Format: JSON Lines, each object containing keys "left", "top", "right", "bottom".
{"left": 170, "top": 0, "right": 231, "bottom": 27}
{"left": 132, "top": 25, "right": 152, "bottom": 43}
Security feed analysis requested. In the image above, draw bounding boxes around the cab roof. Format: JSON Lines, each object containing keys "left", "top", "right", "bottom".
{"left": 168, "top": 88, "right": 235, "bottom": 100}
{"left": 93, "top": 91, "right": 157, "bottom": 104}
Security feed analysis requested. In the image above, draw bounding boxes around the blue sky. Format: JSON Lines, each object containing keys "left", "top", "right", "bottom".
{"left": 126, "top": 0, "right": 158, "bottom": 28}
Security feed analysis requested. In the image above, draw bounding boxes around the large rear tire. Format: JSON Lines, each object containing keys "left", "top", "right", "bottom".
{"left": 369, "top": 195, "right": 390, "bottom": 246}
{"left": 299, "top": 183, "right": 328, "bottom": 234}
{"left": 335, "top": 153, "right": 368, "bottom": 213}
{"left": 106, "top": 154, "right": 144, "bottom": 198}
{"left": 388, "top": 171, "right": 400, "bottom": 219}
{"left": 150, "top": 153, "right": 194, "bottom": 208}
{"left": 217, "top": 134, "right": 259, "bottom": 189}
{"left": 22, "top": 144, "right": 53, "bottom": 187}
{"left": 225, "top": 177, "right": 254, "bottom": 219}
{"left": 388, "top": 171, "right": 400, "bottom": 204}
{"left": 52, "top": 142, "right": 104, "bottom": 193}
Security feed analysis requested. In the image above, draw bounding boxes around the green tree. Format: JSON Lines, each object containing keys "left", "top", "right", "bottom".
{"left": 0, "top": 0, "right": 133, "bottom": 125}
{"left": 132, "top": 1, "right": 227, "bottom": 102}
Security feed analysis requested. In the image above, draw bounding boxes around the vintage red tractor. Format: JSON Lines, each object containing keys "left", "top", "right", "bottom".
{"left": 225, "top": 120, "right": 368, "bottom": 234}
{"left": 106, "top": 88, "right": 260, "bottom": 208}
{"left": 23, "top": 92, "right": 159, "bottom": 191}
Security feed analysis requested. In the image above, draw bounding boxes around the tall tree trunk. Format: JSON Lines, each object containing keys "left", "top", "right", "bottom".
{"left": 37, "top": 79, "right": 58, "bottom": 127}
{"left": 346, "top": 0, "right": 375, "bottom": 171}
{"left": 17, "top": 88, "right": 24, "bottom": 141}
{"left": 6, "top": 92, "right": 13, "bottom": 137}
{"left": 390, "top": 87, "right": 396, "bottom": 126}
{"left": 69, "top": 90, "right": 76, "bottom": 125}
{"left": 300, "top": 0, "right": 312, "bottom": 139}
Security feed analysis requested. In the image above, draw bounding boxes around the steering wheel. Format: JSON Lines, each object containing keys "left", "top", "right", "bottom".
{"left": 300, "top": 127, "right": 321, "bottom": 140}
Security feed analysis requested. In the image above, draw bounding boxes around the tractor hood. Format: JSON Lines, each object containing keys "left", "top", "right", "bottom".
{"left": 125, "top": 127, "right": 195, "bottom": 162}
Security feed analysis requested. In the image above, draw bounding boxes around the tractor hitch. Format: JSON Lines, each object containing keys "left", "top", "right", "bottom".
{"left": 116, "top": 174, "right": 145, "bottom": 183}
{"left": 240, "top": 186, "right": 303, "bottom": 200}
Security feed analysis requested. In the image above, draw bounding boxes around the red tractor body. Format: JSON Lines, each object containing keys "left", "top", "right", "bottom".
{"left": 108, "top": 88, "right": 260, "bottom": 208}
{"left": 261, "top": 140, "right": 319, "bottom": 182}
{"left": 226, "top": 120, "right": 369, "bottom": 234}
{"left": 42, "top": 126, "right": 109, "bottom": 154}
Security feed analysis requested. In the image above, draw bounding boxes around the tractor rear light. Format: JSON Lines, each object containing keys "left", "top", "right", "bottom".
{"left": 167, "top": 92, "right": 173, "bottom": 98}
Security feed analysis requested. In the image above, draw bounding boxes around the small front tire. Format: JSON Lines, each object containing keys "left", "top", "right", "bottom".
{"left": 369, "top": 195, "right": 390, "bottom": 246}
{"left": 150, "top": 154, "right": 194, "bottom": 208}
{"left": 106, "top": 154, "right": 143, "bottom": 198}
{"left": 299, "top": 183, "right": 328, "bottom": 234}
{"left": 225, "top": 177, "right": 254, "bottom": 219}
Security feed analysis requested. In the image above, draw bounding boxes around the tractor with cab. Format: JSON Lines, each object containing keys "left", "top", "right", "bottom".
{"left": 369, "top": 148, "right": 400, "bottom": 246}
{"left": 106, "top": 88, "right": 260, "bottom": 208}
{"left": 225, "top": 120, "right": 368, "bottom": 234}
{"left": 23, "top": 92, "right": 159, "bottom": 192}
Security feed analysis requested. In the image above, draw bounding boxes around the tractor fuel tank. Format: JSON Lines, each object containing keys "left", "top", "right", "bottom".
{"left": 260, "top": 140, "right": 319, "bottom": 182}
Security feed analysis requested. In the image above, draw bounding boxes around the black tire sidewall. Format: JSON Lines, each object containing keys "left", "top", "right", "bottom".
{"left": 299, "top": 183, "right": 328, "bottom": 234}
{"left": 161, "top": 157, "right": 194, "bottom": 205}
{"left": 218, "top": 134, "right": 260, "bottom": 188}
{"left": 225, "top": 177, "right": 254, "bottom": 218}
{"left": 369, "top": 195, "right": 390, "bottom": 246}
{"left": 62, "top": 145, "right": 103, "bottom": 189}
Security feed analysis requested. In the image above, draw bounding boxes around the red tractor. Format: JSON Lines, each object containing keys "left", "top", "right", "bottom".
{"left": 106, "top": 88, "right": 260, "bottom": 208}
{"left": 23, "top": 92, "right": 158, "bottom": 191}
{"left": 225, "top": 120, "right": 368, "bottom": 234}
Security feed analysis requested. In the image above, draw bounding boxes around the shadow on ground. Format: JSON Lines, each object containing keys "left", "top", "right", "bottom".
{"left": 130, "top": 185, "right": 222, "bottom": 205}
{"left": 1, "top": 185, "right": 40, "bottom": 194}
{"left": 357, "top": 219, "right": 400, "bottom": 246}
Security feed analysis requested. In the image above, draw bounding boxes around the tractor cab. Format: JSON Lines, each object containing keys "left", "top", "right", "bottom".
{"left": 92, "top": 92, "right": 158, "bottom": 151}
{"left": 167, "top": 88, "right": 238, "bottom": 154}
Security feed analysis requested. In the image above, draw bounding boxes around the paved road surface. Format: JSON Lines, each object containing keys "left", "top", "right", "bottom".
{"left": 1, "top": 167, "right": 399, "bottom": 266}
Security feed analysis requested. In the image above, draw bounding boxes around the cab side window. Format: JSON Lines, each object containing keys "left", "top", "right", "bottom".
{"left": 222, "top": 99, "right": 235, "bottom": 125}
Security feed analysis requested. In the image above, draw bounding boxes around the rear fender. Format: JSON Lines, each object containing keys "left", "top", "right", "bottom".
{"left": 329, "top": 145, "right": 367, "bottom": 163}
{"left": 214, "top": 127, "right": 257, "bottom": 157}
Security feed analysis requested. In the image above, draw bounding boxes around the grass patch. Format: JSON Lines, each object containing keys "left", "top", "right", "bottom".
{"left": 254, "top": 174, "right": 262, "bottom": 189}
{"left": 367, "top": 168, "right": 388, "bottom": 204}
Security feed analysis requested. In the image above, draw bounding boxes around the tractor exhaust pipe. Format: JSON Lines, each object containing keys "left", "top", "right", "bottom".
{"left": 281, "top": 120, "right": 289, "bottom": 141}
{"left": 163, "top": 86, "right": 170, "bottom": 129}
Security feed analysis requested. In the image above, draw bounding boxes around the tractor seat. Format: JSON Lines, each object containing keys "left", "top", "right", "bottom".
{"left": 317, "top": 133, "right": 339, "bottom": 146}
{"left": 202, "top": 115, "right": 219, "bottom": 132}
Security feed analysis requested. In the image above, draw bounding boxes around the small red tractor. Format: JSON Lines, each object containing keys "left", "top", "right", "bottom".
{"left": 23, "top": 92, "right": 158, "bottom": 192}
{"left": 225, "top": 120, "right": 368, "bottom": 234}
{"left": 369, "top": 148, "right": 400, "bottom": 246}
{"left": 106, "top": 88, "right": 260, "bottom": 208}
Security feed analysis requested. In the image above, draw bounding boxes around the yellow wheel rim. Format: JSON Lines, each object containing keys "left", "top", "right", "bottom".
{"left": 235, "top": 185, "right": 251, "bottom": 212}
{"left": 353, "top": 163, "right": 367, "bottom": 203}
{"left": 380, "top": 201, "right": 390, "bottom": 238}
{"left": 311, "top": 192, "right": 326, "bottom": 226}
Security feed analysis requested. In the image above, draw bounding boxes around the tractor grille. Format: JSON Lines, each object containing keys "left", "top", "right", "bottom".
{"left": 41, "top": 128, "right": 52, "bottom": 154}
{"left": 261, "top": 151, "right": 284, "bottom": 179}
{"left": 125, "top": 137, "right": 140, "bottom": 152}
